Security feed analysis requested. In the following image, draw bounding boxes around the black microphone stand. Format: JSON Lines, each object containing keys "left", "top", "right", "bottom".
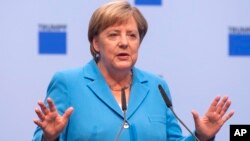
{"left": 158, "top": 84, "right": 200, "bottom": 141}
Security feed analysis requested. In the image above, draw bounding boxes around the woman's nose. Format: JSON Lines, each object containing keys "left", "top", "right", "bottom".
{"left": 118, "top": 35, "right": 128, "bottom": 48}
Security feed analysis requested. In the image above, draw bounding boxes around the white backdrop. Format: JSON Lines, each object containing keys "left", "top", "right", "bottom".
{"left": 0, "top": 0, "right": 250, "bottom": 140}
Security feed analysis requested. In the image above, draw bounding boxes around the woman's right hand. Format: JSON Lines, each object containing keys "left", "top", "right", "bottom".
{"left": 33, "top": 98, "right": 74, "bottom": 141}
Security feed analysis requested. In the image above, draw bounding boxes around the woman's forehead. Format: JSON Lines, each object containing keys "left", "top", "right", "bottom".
{"left": 102, "top": 16, "right": 137, "bottom": 30}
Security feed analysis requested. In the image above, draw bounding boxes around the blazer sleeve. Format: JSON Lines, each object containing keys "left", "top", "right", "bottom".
{"left": 32, "top": 72, "right": 70, "bottom": 141}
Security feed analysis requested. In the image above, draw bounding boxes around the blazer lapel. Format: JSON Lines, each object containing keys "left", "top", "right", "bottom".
{"left": 82, "top": 60, "right": 150, "bottom": 119}
{"left": 83, "top": 60, "right": 123, "bottom": 118}
{"left": 127, "top": 68, "right": 149, "bottom": 119}
{"left": 87, "top": 79, "right": 123, "bottom": 117}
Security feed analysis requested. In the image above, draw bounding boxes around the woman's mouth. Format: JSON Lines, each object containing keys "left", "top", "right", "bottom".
{"left": 117, "top": 53, "right": 130, "bottom": 60}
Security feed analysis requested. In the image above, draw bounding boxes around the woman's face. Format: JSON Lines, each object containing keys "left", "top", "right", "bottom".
{"left": 93, "top": 17, "right": 140, "bottom": 72}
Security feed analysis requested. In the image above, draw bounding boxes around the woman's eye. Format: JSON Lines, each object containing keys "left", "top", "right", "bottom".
{"left": 130, "top": 34, "right": 136, "bottom": 37}
{"left": 128, "top": 33, "right": 138, "bottom": 39}
{"left": 107, "top": 32, "right": 119, "bottom": 40}
{"left": 108, "top": 33, "right": 118, "bottom": 37}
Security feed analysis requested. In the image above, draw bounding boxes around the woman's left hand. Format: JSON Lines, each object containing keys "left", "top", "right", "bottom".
{"left": 192, "top": 96, "right": 234, "bottom": 141}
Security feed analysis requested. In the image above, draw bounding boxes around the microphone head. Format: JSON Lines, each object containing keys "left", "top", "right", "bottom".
{"left": 121, "top": 88, "right": 127, "bottom": 111}
{"left": 158, "top": 84, "right": 173, "bottom": 108}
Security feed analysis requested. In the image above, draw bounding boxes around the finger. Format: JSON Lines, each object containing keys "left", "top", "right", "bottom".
{"left": 35, "top": 108, "right": 45, "bottom": 121}
{"left": 222, "top": 111, "right": 234, "bottom": 124}
{"left": 216, "top": 96, "right": 228, "bottom": 114}
{"left": 38, "top": 100, "right": 49, "bottom": 115}
{"left": 63, "top": 107, "right": 74, "bottom": 120}
{"left": 47, "top": 97, "right": 57, "bottom": 112}
{"left": 219, "top": 100, "right": 231, "bottom": 118}
{"left": 207, "top": 96, "right": 221, "bottom": 113}
{"left": 33, "top": 119, "right": 44, "bottom": 128}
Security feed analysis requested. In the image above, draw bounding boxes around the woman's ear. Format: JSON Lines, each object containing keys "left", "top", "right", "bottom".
{"left": 92, "top": 37, "right": 100, "bottom": 52}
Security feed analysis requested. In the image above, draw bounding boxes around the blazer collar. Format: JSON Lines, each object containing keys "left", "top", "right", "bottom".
{"left": 126, "top": 67, "right": 149, "bottom": 119}
{"left": 82, "top": 60, "right": 149, "bottom": 119}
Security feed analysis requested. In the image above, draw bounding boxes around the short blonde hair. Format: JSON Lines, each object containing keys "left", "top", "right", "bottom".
{"left": 88, "top": 0, "right": 148, "bottom": 61}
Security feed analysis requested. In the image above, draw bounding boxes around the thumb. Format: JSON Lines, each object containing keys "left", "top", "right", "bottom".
{"left": 63, "top": 107, "right": 74, "bottom": 119}
{"left": 191, "top": 110, "right": 200, "bottom": 124}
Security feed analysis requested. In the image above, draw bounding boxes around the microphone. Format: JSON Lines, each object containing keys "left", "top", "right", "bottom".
{"left": 115, "top": 87, "right": 129, "bottom": 141}
{"left": 158, "top": 84, "right": 200, "bottom": 141}
{"left": 121, "top": 87, "right": 127, "bottom": 111}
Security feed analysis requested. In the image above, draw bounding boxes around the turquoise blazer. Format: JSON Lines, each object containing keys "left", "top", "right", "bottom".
{"left": 32, "top": 60, "right": 195, "bottom": 141}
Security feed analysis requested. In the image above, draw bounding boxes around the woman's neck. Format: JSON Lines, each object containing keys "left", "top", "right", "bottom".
{"left": 97, "top": 62, "right": 132, "bottom": 91}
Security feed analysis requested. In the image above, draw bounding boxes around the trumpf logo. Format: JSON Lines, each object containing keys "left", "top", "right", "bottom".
{"left": 39, "top": 24, "right": 67, "bottom": 54}
{"left": 229, "top": 27, "right": 250, "bottom": 56}
{"left": 135, "top": 0, "right": 162, "bottom": 5}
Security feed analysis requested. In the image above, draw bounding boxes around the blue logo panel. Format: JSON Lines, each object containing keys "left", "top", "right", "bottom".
{"left": 229, "top": 34, "right": 250, "bottom": 56}
{"left": 135, "top": 0, "right": 162, "bottom": 5}
{"left": 39, "top": 32, "right": 67, "bottom": 54}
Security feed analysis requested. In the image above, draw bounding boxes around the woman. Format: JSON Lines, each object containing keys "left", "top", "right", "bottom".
{"left": 32, "top": 1, "right": 234, "bottom": 141}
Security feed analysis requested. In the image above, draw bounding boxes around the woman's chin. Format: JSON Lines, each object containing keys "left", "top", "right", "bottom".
{"left": 114, "top": 61, "right": 134, "bottom": 71}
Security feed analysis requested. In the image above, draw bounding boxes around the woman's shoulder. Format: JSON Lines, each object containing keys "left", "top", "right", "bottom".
{"left": 50, "top": 67, "right": 84, "bottom": 82}
{"left": 55, "top": 67, "right": 83, "bottom": 76}
{"left": 52, "top": 60, "right": 95, "bottom": 78}
{"left": 133, "top": 67, "right": 166, "bottom": 83}
{"left": 133, "top": 67, "right": 171, "bottom": 96}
